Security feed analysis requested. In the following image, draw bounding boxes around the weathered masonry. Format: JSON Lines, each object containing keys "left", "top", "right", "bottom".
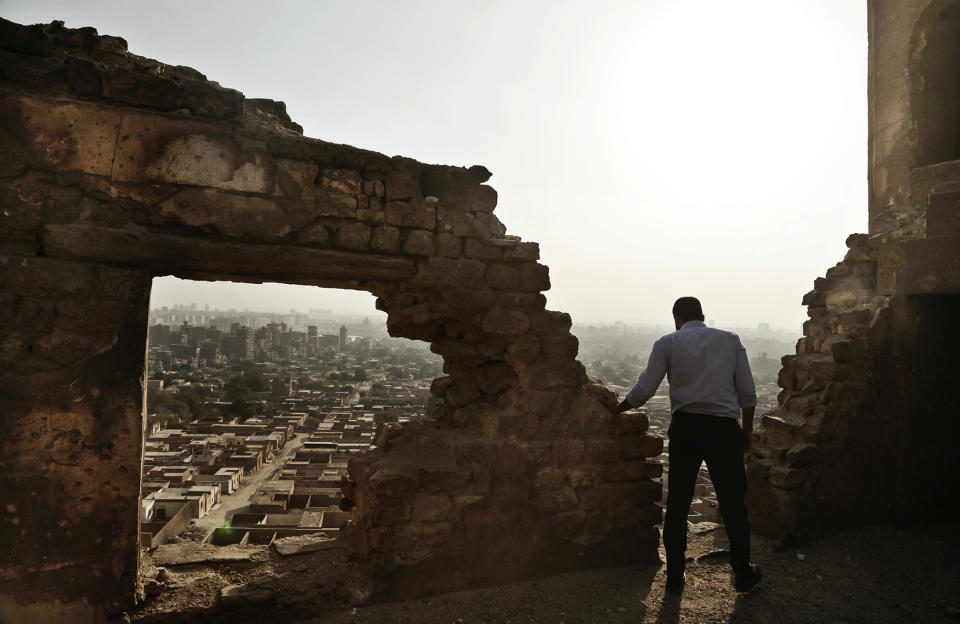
{"left": 747, "top": 0, "right": 960, "bottom": 539}
{"left": 0, "top": 19, "right": 664, "bottom": 622}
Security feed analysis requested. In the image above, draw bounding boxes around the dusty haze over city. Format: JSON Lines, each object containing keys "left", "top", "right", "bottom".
{"left": 3, "top": 0, "right": 867, "bottom": 331}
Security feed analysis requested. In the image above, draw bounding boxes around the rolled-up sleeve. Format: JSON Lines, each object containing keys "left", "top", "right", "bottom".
{"left": 733, "top": 337, "right": 757, "bottom": 408}
{"left": 626, "top": 337, "right": 669, "bottom": 408}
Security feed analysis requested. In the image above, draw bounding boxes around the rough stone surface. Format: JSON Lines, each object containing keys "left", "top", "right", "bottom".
{"left": 0, "top": 19, "right": 664, "bottom": 622}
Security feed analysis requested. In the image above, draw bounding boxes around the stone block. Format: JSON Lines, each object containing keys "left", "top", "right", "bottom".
{"left": 101, "top": 66, "right": 180, "bottom": 109}
{"left": 434, "top": 232, "right": 462, "bottom": 257}
{"left": 502, "top": 241, "right": 540, "bottom": 261}
{"left": 535, "top": 486, "right": 578, "bottom": 514}
{"left": 553, "top": 438, "right": 585, "bottom": 464}
{"left": 335, "top": 221, "right": 371, "bottom": 251}
{"left": 786, "top": 443, "right": 822, "bottom": 467}
{"left": 485, "top": 263, "right": 520, "bottom": 289}
{"left": 115, "top": 113, "right": 277, "bottom": 193}
{"left": 497, "top": 411, "right": 540, "bottom": 439}
{"left": 430, "top": 376, "right": 454, "bottom": 398}
{"left": 620, "top": 433, "right": 664, "bottom": 459}
{"left": 829, "top": 340, "right": 860, "bottom": 363}
{"left": 371, "top": 225, "right": 401, "bottom": 253}
{"left": 802, "top": 289, "right": 825, "bottom": 306}
{"left": 493, "top": 293, "right": 545, "bottom": 314}
{"left": 368, "top": 466, "right": 420, "bottom": 498}
{"left": 0, "top": 94, "right": 121, "bottom": 176}
{"left": 318, "top": 168, "right": 362, "bottom": 195}
{"left": 273, "top": 158, "right": 318, "bottom": 200}
{"left": 414, "top": 257, "right": 487, "bottom": 288}
{"left": 401, "top": 229, "right": 434, "bottom": 256}
{"left": 481, "top": 307, "right": 530, "bottom": 335}
{"left": 464, "top": 238, "right": 503, "bottom": 260}
{"left": 297, "top": 222, "right": 329, "bottom": 245}
{"left": 474, "top": 212, "right": 507, "bottom": 237}
{"left": 445, "top": 380, "right": 483, "bottom": 407}
{"left": 540, "top": 334, "right": 579, "bottom": 358}
{"left": 362, "top": 177, "right": 384, "bottom": 196}
{"left": 605, "top": 460, "right": 648, "bottom": 482}
{"left": 159, "top": 188, "right": 307, "bottom": 239}
{"left": 385, "top": 201, "right": 437, "bottom": 229}
{"left": 471, "top": 184, "right": 498, "bottom": 212}
{"left": 181, "top": 80, "right": 244, "bottom": 119}
{"left": 534, "top": 467, "right": 566, "bottom": 493}
{"left": 385, "top": 167, "right": 420, "bottom": 201}
{"left": 530, "top": 310, "right": 573, "bottom": 335}
{"left": 768, "top": 466, "right": 808, "bottom": 490}
{"left": 410, "top": 493, "right": 452, "bottom": 523}
{"left": 312, "top": 188, "right": 358, "bottom": 217}
{"left": 506, "top": 335, "right": 541, "bottom": 362}
{"left": 614, "top": 410, "right": 649, "bottom": 435}
{"left": 520, "top": 360, "right": 586, "bottom": 389}
{"left": 516, "top": 263, "right": 549, "bottom": 291}
{"left": 476, "top": 361, "right": 518, "bottom": 394}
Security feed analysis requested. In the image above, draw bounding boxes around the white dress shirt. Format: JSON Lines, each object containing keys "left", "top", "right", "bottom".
{"left": 625, "top": 320, "right": 757, "bottom": 420}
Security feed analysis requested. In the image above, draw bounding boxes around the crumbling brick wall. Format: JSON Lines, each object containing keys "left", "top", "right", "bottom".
{"left": 0, "top": 19, "right": 663, "bottom": 621}
{"left": 746, "top": 0, "right": 960, "bottom": 541}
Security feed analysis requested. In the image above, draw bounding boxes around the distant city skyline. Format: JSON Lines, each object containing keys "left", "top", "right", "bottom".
{"left": 150, "top": 276, "right": 797, "bottom": 333}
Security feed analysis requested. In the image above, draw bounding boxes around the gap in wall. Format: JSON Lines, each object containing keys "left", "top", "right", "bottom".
{"left": 140, "top": 277, "right": 442, "bottom": 550}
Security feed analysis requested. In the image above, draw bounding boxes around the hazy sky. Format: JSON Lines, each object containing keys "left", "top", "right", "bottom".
{"left": 3, "top": 1, "right": 867, "bottom": 330}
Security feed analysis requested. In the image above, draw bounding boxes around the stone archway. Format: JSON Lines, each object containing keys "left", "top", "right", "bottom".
{"left": 0, "top": 20, "right": 664, "bottom": 621}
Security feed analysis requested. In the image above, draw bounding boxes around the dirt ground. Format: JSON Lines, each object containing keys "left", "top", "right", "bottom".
{"left": 131, "top": 522, "right": 960, "bottom": 624}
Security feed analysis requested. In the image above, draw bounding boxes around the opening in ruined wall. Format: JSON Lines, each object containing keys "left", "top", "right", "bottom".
{"left": 914, "top": 2, "right": 960, "bottom": 167}
{"left": 883, "top": 294, "right": 960, "bottom": 520}
{"left": 141, "top": 277, "right": 442, "bottom": 551}
{"left": 574, "top": 321, "right": 785, "bottom": 524}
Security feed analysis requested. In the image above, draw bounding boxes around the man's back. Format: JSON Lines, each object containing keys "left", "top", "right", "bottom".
{"left": 617, "top": 297, "right": 762, "bottom": 593}
{"left": 624, "top": 320, "right": 756, "bottom": 419}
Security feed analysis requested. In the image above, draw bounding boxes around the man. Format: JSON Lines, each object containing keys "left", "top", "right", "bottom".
{"left": 616, "top": 297, "right": 762, "bottom": 594}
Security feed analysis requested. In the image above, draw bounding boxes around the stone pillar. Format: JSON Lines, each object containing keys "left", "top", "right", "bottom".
{"left": 0, "top": 255, "right": 151, "bottom": 622}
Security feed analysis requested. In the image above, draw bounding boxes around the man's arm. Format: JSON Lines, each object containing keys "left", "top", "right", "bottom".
{"left": 733, "top": 336, "right": 758, "bottom": 452}
{"left": 617, "top": 338, "right": 669, "bottom": 413}
{"left": 740, "top": 405, "right": 755, "bottom": 452}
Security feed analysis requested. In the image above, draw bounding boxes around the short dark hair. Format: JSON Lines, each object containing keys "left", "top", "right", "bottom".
{"left": 672, "top": 297, "right": 704, "bottom": 323}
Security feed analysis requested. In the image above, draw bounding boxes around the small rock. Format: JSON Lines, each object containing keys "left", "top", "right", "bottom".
{"left": 273, "top": 532, "right": 339, "bottom": 556}
{"left": 220, "top": 583, "right": 274, "bottom": 607}
{"left": 689, "top": 521, "right": 721, "bottom": 535}
{"left": 155, "top": 568, "right": 169, "bottom": 582}
{"left": 617, "top": 606, "right": 626, "bottom": 613}
{"left": 143, "top": 580, "right": 165, "bottom": 596}
{"left": 797, "top": 553, "right": 806, "bottom": 561}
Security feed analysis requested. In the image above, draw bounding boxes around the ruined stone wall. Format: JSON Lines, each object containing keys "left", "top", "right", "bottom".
{"left": 746, "top": 235, "right": 893, "bottom": 538}
{"left": 0, "top": 19, "right": 663, "bottom": 621}
{"left": 748, "top": 0, "right": 960, "bottom": 540}
{"left": 868, "top": 0, "right": 958, "bottom": 236}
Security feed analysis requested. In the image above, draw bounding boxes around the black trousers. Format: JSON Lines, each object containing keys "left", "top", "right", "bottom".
{"left": 663, "top": 411, "right": 751, "bottom": 574}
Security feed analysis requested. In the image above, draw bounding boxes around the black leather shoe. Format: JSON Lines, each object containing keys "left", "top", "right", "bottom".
{"left": 666, "top": 571, "right": 686, "bottom": 594}
{"left": 734, "top": 564, "right": 762, "bottom": 592}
